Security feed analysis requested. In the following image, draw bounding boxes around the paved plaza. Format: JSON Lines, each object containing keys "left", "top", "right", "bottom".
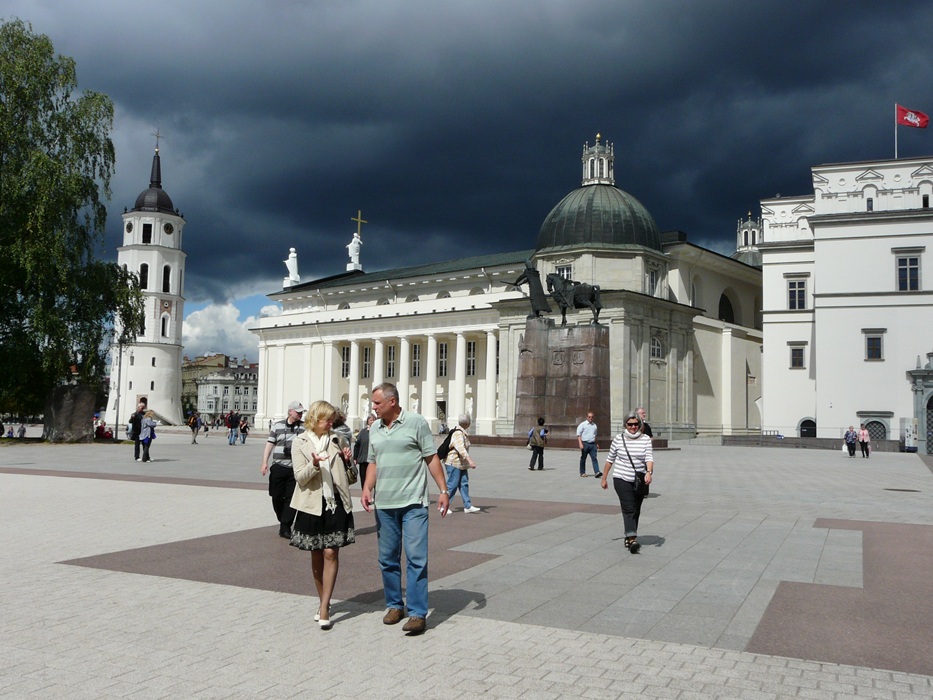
{"left": 2, "top": 430, "right": 933, "bottom": 699}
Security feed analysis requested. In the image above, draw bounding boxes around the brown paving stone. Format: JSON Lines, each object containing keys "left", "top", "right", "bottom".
{"left": 747, "top": 518, "right": 933, "bottom": 676}
{"left": 62, "top": 493, "right": 616, "bottom": 612}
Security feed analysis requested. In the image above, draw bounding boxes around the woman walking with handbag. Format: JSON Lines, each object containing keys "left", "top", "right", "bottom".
{"left": 600, "top": 411, "right": 654, "bottom": 553}
{"left": 290, "top": 400, "right": 356, "bottom": 629}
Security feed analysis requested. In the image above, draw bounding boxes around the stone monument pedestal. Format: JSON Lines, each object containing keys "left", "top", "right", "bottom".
{"left": 513, "top": 317, "right": 611, "bottom": 441}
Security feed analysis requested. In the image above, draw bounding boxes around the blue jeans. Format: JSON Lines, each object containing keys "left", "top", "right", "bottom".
{"left": 445, "top": 464, "right": 472, "bottom": 509}
{"left": 228, "top": 428, "right": 239, "bottom": 445}
{"left": 579, "top": 441, "right": 599, "bottom": 474}
{"left": 375, "top": 505, "right": 429, "bottom": 618}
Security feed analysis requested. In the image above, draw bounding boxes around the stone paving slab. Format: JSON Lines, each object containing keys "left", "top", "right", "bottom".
{"left": 2, "top": 436, "right": 933, "bottom": 697}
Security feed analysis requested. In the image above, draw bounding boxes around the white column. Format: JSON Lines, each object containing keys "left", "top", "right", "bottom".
{"left": 372, "top": 338, "right": 384, "bottom": 388}
{"left": 424, "top": 334, "right": 437, "bottom": 421}
{"left": 720, "top": 327, "right": 734, "bottom": 436}
{"left": 322, "top": 341, "right": 334, "bottom": 404}
{"left": 302, "top": 342, "right": 313, "bottom": 403}
{"left": 398, "top": 336, "right": 410, "bottom": 410}
{"left": 478, "top": 330, "right": 497, "bottom": 434}
{"left": 453, "top": 331, "right": 467, "bottom": 419}
{"left": 348, "top": 340, "right": 361, "bottom": 425}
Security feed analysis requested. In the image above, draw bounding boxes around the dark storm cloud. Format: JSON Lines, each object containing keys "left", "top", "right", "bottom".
{"left": 7, "top": 0, "right": 933, "bottom": 300}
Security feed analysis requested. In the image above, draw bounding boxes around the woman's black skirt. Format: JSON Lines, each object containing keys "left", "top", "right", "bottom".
{"left": 290, "top": 496, "right": 355, "bottom": 551}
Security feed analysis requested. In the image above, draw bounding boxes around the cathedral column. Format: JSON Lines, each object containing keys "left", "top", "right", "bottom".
{"left": 348, "top": 340, "right": 361, "bottom": 425}
{"left": 452, "top": 331, "right": 467, "bottom": 420}
{"left": 424, "top": 334, "right": 438, "bottom": 423}
{"left": 398, "top": 336, "right": 411, "bottom": 411}
{"left": 302, "top": 342, "right": 313, "bottom": 403}
{"left": 372, "top": 338, "right": 385, "bottom": 388}
{"left": 322, "top": 341, "right": 334, "bottom": 404}
{"left": 720, "top": 327, "right": 734, "bottom": 436}
{"left": 478, "top": 330, "right": 497, "bottom": 434}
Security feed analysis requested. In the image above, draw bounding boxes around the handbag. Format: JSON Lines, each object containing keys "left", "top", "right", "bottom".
{"left": 333, "top": 437, "right": 358, "bottom": 484}
{"left": 621, "top": 435, "right": 649, "bottom": 497}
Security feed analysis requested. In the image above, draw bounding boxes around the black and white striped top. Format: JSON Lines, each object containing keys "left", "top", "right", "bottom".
{"left": 266, "top": 418, "right": 305, "bottom": 468}
{"left": 605, "top": 432, "right": 653, "bottom": 482}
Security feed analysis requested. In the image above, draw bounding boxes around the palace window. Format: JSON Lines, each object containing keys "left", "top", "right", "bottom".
{"left": 648, "top": 268, "right": 659, "bottom": 296}
{"left": 438, "top": 342, "right": 448, "bottom": 377}
{"left": 788, "top": 279, "right": 806, "bottom": 310}
{"left": 363, "top": 347, "right": 371, "bottom": 379}
{"left": 411, "top": 344, "right": 421, "bottom": 377}
{"left": 467, "top": 341, "right": 477, "bottom": 376}
{"left": 864, "top": 328, "right": 886, "bottom": 361}
{"left": 223, "top": 386, "right": 229, "bottom": 395}
{"left": 556, "top": 264, "right": 572, "bottom": 280}
{"left": 386, "top": 345, "right": 396, "bottom": 378}
{"left": 341, "top": 346, "right": 350, "bottom": 378}
{"left": 897, "top": 255, "right": 920, "bottom": 291}
{"left": 788, "top": 342, "right": 807, "bottom": 369}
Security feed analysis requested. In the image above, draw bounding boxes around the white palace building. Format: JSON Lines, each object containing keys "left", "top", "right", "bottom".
{"left": 253, "top": 135, "right": 763, "bottom": 438}
{"left": 759, "top": 154, "right": 933, "bottom": 451}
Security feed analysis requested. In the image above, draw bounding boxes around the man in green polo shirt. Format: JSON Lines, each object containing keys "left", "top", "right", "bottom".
{"left": 362, "top": 382, "right": 450, "bottom": 635}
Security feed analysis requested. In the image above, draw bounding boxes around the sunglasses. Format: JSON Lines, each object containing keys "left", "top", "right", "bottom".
{"left": 626, "top": 422, "right": 640, "bottom": 427}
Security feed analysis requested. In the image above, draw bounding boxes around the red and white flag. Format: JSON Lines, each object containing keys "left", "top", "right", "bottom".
{"left": 896, "top": 104, "right": 929, "bottom": 128}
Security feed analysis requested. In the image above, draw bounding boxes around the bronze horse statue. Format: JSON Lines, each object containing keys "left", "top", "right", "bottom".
{"left": 546, "top": 273, "right": 602, "bottom": 325}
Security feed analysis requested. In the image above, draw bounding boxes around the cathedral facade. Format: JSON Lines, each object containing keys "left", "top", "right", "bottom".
{"left": 253, "top": 136, "right": 762, "bottom": 437}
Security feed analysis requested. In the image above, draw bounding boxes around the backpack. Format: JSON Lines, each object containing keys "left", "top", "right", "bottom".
{"left": 187, "top": 415, "right": 197, "bottom": 428}
{"left": 437, "top": 427, "right": 461, "bottom": 461}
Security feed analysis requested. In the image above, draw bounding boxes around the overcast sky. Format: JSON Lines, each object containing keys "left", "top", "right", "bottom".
{"left": 6, "top": 1, "right": 933, "bottom": 359}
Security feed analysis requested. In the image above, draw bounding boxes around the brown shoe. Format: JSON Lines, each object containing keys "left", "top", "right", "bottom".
{"left": 383, "top": 608, "right": 405, "bottom": 625}
{"left": 402, "top": 616, "right": 426, "bottom": 635}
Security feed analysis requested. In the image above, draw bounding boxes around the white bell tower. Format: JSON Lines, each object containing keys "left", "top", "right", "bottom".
{"left": 105, "top": 142, "right": 187, "bottom": 427}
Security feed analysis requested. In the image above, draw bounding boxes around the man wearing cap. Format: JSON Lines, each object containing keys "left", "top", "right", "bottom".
{"left": 260, "top": 400, "right": 306, "bottom": 539}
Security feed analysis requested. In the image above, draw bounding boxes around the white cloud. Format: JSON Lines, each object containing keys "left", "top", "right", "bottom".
{"left": 182, "top": 303, "right": 264, "bottom": 361}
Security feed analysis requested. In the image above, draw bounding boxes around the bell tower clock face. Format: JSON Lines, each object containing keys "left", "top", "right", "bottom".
{"left": 125, "top": 222, "right": 133, "bottom": 233}
{"left": 163, "top": 223, "right": 174, "bottom": 235}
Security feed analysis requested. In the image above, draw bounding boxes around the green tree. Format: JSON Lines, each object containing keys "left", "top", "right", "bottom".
{"left": 0, "top": 18, "right": 143, "bottom": 415}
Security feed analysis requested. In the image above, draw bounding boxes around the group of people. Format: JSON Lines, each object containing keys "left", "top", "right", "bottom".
{"left": 258, "top": 386, "right": 657, "bottom": 635}
{"left": 0, "top": 421, "right": 27, "bottom": 438}
{"left": 527, "top": 406, "right": 655, "bottom": 553}
{"left": 260, "top": 384, "right": 471, "bottom": 635}
{"left": 224, "top": 411, "right": 250, "bottom": 445}
{"left": 843, "top": 424, "right": 872, "bottom": 457}
{"left": 127, "top": 403, "right": 158, "bottom": 462}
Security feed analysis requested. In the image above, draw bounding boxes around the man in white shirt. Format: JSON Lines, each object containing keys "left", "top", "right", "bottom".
{"left": 576, "top": 412, "right": 601, "bottom": 478}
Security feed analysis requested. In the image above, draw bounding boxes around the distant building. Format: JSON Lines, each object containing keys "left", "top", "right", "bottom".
{"left": 195, "top": 360, "right": 258, "bottom": 424}
{"left": 760, "top": 154, "right": 933, "bottom": 450}
{"left": 104, "top": 145, "right": 186, "bottom": 426}
{"left": 182, "top": 353, "right": 229, "bottom": 414}
{"left": 253, "top": 135, "right": 762, "bottom": 437}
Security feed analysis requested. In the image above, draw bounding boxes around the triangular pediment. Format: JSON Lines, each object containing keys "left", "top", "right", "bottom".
{"left": 792, "top": 202, "right": 815, "bottom": 215}
{"left": 910, "top": 164, "right": 933, "bottom": 179}
{"left": 855, "top": 169, "right": 884, "bottom": 182}
{"left": 812, "top": 172, "right": 829, "bottom": 186}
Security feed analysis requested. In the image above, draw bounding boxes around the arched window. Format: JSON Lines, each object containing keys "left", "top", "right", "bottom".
{"left": 800, "top": 419, "right": 816, "bottom": 437}
{"left": 139, "top": 263, "right": 149, "bottom": 290}
{"left": 650, "top": 336, "right": 664, "bottom": 359}
{"left": 337, "top": 302, "right": 350, "bottom": 310}
{"left": 866, "top": 420, "right": 886, "bottom": 441}
{"left": 160, "top": 315, "right": 169, "bottom": 338}
{"left": 405, "top": 294, "right": 420, "bottom": 303}
{"left": 718, "top": 294, "right": 735, "bottom": 324}
{"left": 162, "top": 265, "right": 171, "bottom": 293}
{"left": 599, "top": 159, "right": 604, "bottom": 178}
{"left": 437, "top": 291, "right": 451, "bottom": 300}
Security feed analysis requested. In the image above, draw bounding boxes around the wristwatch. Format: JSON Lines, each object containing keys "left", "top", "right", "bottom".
{"left": 440, "top": 490, "right": 449, "bottom": 495}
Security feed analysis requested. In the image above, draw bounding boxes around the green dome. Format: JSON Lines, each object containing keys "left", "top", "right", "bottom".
{"left": 536, "top": 184, "right": 661, "bottom": 252}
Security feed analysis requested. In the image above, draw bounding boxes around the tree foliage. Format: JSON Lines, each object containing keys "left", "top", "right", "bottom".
{"left": 0, "top": 19, "right": 143, "bottom": 413}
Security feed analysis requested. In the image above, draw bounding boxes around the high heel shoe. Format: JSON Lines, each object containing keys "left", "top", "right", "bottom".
{"left": 314, "top": 605, "right": 330, "bottom": 622}
{"left": 318, "top": 617, "right": 332, "bottom": 630}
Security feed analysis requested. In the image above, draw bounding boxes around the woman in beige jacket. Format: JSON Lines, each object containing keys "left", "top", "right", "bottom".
{"left": 290, "top": 400, "right": 356, "bottom": 629}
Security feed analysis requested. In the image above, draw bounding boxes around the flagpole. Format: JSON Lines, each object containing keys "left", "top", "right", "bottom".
{"left": 895, "top": 103, "right": 898, "bottom": 159}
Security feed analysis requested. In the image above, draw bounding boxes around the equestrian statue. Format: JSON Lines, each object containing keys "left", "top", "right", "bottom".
{"left": 545, "top": 273, "right": 602, "bottom": 326}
